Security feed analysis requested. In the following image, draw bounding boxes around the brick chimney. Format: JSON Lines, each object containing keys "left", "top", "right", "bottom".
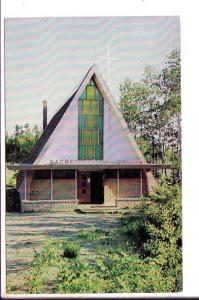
{"left": 43, "top": 100, "right": 47, "bottom": 131}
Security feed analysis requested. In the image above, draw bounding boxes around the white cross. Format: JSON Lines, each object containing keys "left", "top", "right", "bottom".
{"left": 98, "top": 44, "right": 119, "bottom": 87}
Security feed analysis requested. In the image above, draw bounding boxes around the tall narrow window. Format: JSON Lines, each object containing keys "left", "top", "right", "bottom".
{"left": 78, "top": 78, "right": 104, "bottom": 160}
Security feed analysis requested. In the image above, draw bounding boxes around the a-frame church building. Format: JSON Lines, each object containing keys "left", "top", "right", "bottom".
{"left": 8, "top": 65, "right": 168, "bottom": 212}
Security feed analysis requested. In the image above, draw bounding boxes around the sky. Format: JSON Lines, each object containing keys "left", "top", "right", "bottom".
{"left": 5, "top": 16, "right": 180, "bottom": 134}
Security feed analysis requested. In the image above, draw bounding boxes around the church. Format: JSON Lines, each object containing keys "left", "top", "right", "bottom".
{"left": 7, "top": 65, "right": 169, "bottom": 212}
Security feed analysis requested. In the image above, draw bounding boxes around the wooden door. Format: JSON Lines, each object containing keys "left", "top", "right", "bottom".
{"left": 78, "top": 171, "right": 91, "bottom": 204}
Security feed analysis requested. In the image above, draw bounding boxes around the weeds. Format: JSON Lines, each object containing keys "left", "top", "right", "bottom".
{"left": 63, "top": 243, "right": 80, "bottom": 258}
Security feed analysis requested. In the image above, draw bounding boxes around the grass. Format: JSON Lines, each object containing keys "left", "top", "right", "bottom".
{"left": 79, "top": 228, "right": 110, "bottom": 242}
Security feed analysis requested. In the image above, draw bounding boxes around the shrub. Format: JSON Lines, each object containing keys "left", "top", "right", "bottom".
{"left": 120, "top": 215, "right": 148, "bottom": 250}
{"left": 143, "top": 181, "right": 182, "bottom": 291}
{"left": 63, "top": 243, "right": 80, "bottom": 258}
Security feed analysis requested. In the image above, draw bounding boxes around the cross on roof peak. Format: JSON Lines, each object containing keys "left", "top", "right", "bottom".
{"left": 98, "top": 44, "right": 119, "bottom": 87}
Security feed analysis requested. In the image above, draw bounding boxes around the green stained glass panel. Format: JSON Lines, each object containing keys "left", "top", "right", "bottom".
{"left": 79, "top": 115, "right": 86, "bottom": 129}
{"left": 95, "top": 88, "right": 103, "bottom": 100}
{"left": 96, "top": 116, "right": 103, "bottom": 129}
{"left": 87, "top": 145, "right": 95, "bottom": 160}
{"left": 95, "top": 145, "right": 103, "bottom": 160}
{"left": 91, "top": 130, "right": 98, "bottom": 145}
{"left": 99, "top": 100, "right": 104, "bottom": 115}
{"left": 99, "top": 130, "right": 103, "bottom": 144}
{"left": 86, "top": 116, "right": 96, "bottom": 129}
{"left": 82, "top": 130, "right": 90, "bottom": 144}
{"left": 78, "top": 100, "right": 83, "bottom": 114}
{"left": 82, "top": 100, "right": 99, "bottom": 115}
{"left": 78, "top": 80, "right": 103, "bottom": 160}
{"left": 87, "top": 86, "right": 95, "bottom": 99}
{"left": 89, "top": 79, "right": 95, "bottom": 86}
{"left": 78, "top": 145, "right": 86, "bottom": 160}
{"left": 79, "top": 89, "right": 87, "bottom": 100}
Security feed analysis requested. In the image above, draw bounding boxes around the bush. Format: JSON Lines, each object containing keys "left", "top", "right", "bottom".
{"left": 63, "top": 243, "right": 80, "bottom": 258}
{"left": 120, "top": 215, "right": 148, "bottom": 251}
{"left": 143, "top": 181, "right": 182, "bottom": 291}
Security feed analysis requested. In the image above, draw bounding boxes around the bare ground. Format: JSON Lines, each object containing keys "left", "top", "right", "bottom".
{"left": 6, "top": 211, "right": 119, "bottom": 294}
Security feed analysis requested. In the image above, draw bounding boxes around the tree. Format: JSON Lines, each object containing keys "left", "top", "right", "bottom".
{"left": 119, "top": 48, "right": 181, "bottom": 182}
{"left": 6, "top": 124, "right": 42, "bottom": 163}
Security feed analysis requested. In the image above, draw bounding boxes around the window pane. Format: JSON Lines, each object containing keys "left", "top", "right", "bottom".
{"left": 79, "top": 115, "right": 86, "bottom": 129}
{"left": 89, "top": 79, "right": 95, "bottom": 86}
{"left": 99, "top": 130, "right": 103, "bottom": 144}
{"left": 87, "top": 86, "right": 95, "bottom": 99}
{"left": 105, "top": 170, "right": 117, "bottom": 178}
{"left": 99, "top": 100, "right": 104, "bottom": 115}
{"left": 82, "top": 100, "right": 99, "bottom": 115}
{"left": 78, "top": 145, "right": 87, "bottom": 160}
{"left": 78, "top": 100, "right": 83, "bottom": 114}
{"left": 82, "top": 130, "right": 90, "bottom": 144}
{"left": 79, "top": 89, "right": 87, "bottom": 100}
{"left": 95, "top": 87, "right": 103, "bottom": 100}
{"left": 35, "top": 170, "right": 51, "bottom": 179}
{"left": 119, "top": 169, "right": 140, "bottom": 178}
{"left": 87, "top": 145, "right": 95, "bottom": 160}
{"left": 96, "top": 115, "right": 103, "bottom": 129}
{"left": 86, "top": 116, "right": 96, "bottom": 129}
{"left": 91, "top": 130, "right": 98, "bottom": 145}
{"left": 53, "top": 170, "right": 75, "bottom": 179}
{"left": 95, "top": 145, "right": 103, "bottom": 160}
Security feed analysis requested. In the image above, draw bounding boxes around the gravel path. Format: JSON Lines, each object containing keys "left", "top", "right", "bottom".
{"left": 6, "top": 211, "right": 119, "bottom": 293}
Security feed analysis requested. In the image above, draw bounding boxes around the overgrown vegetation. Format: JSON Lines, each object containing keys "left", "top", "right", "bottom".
{"left": 24, "top": 178, "right": 182, "bottom": 294}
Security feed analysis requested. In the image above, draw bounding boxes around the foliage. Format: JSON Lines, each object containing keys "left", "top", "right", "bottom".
{"left": 143, "top": 181, "right": 182, "bottom": 291}
{"left": 56, "top": 253, "right": 170, "bottom": 293}
{"left": 26, "top": 238, "right": 64, "bottom": 293}
{"left": 119, "top": 180, "right": 182, "bottom": 292}
{"left": 79, "top": 228, "right": 110, "bottom": 242}
{"left": 119, "top": 215, "right": 148, "bottom": 251}
{"left": 25, "top": 181, "right": 182, "bottom": 294}
{"left": 63, "top": 243, "right": 80, "bottom": 258}
{"left": 119, "top": 48, "right": 181, "bottom": 182}
{"left": 6, "top": 124, "right": 41, "bottom": 163}
{"left": 6, "top": 169, "right": 17, "bottom": 187}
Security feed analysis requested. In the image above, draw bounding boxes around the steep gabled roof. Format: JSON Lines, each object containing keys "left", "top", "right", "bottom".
{"left": 25, "top": 64, "right": 147, "bottom": 164}
{"left": 25, "top": 66, "right": 93, "bottom": 164}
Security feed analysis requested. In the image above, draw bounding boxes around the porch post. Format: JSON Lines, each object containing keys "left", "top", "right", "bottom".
{"left": 51, "top": 170, "right": 53, "bottom": 200}
{"left": 24, "top": 171, "right": 27, "bottom": 201}
{"left": 75, "top": 170, "right": 78, "bottom": 199}
{"left": 140, "top": 169, "right": 143, "bottom": 197}
{"left": 117, "top": 169, "right": 120, "bottom": 198}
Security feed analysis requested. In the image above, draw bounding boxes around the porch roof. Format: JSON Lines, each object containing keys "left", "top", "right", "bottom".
{"left": 6, "top": 162, "right": 171, "bottom": 171}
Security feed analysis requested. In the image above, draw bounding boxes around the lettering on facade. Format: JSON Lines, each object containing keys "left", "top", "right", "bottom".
{"left": 49, "top": 159, "right": 142, "bottom": 165}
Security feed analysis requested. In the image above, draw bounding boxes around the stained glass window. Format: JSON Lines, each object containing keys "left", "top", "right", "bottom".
{"left": 87, "top": 145, "right": 95, "bottom": 160}
{"left": 78, "top": 78, "right": 104, "bottom": 160}
{"left": 87, "top": 86, "right": 95, "bottom": 99}
{"left": 82, "top": 100, "right": 99, "bottom": 115}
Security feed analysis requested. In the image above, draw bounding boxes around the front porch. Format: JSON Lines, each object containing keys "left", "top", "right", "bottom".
{"left": 7, "top": 162, "right": 170, "bottom": 212}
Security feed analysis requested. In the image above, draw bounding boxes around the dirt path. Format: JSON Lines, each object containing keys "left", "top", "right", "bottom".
{"left": 6, "top": 211, "right": 119, "bottom": 293}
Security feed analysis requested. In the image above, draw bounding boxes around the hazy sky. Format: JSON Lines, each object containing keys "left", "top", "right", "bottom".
{"left": 5, "top": 17, "right": 180, "bottom": 134}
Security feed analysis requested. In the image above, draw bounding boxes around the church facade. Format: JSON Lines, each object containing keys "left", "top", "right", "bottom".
{"left": 7, "top": 65, "right": 168, "bottom": 212}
